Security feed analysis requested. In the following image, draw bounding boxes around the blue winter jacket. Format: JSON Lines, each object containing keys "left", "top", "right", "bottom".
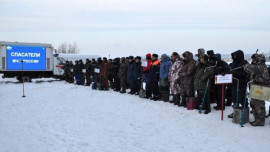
{"left": 160, "top": 54, "right": 171, "bottom": 79}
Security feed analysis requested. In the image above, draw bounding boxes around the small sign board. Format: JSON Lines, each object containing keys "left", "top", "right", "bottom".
{"left": 142, "top": 61, "right": 148, "bottom": 67}
{"left": 215, "top": 74, "right": 233, "bottom": 84}
{"left": 95, "top": 68, "right": 100, "bottom": 73}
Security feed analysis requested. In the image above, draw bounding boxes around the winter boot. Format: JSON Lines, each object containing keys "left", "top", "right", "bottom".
{"left": 251, "top": 115, "right": 265, "bottom": 126}
{"left": 169, "top": 95, "right": 175, "bottom": 103}
{"left": 129, "top": 88, "right": 135, "bottom": 95}
{"left": 250, "top": 111, "right": 265, "bottom": 126}
{"left": 159, "top": 93, "right": 163, "bottom": 101}
{"left": 120, "top": 90, "right": 126, "bottom": 93}
{"left": 175, "top": 94, "right": 181, "bottom": 106}
{"left": 228, "top": 113, "right": 234, "bottom": 118}
{"left": 179, "top": 95, "right": 186, "bottom": 107}
{"left": 173, "top": 95, "right": 178, "bottom": 105}
{"left": 151, "top": 96, "right": 159, "bottom": 101}
{"left": 163, "top": 93, "right": 169, "bottom": 102}
{"left": 204, "top": 110, "right": 211, "bottom": 114}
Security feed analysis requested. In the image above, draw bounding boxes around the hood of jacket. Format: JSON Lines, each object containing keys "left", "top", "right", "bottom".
{"left": 120, "top": 57, "right": 126, "bottom": 64}
{"left": 161, "top": 54, "right": 171, "bottom": 62}
{"left": 231, "top": 50, "right": 244, "bottom": 64}
{"left": 182, "top": 51, "right": 193, "bottom": 62}
{"left": 198, "top": 48, "right": 205, "bottom": 54}
{"left": 215, "top": 53, "right": 221, "bottom": 61}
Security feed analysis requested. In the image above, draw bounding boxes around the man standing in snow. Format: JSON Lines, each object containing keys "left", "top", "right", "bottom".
{"left": 69, "top": 61, "right": 74, "bottom": 83}
{"left": 143, "top": 53, "right": 153, "bottom": 99}
{"left": 148, "top": 54, "right": 161, "bottom": 101}
{"left": 133, "top": 56, "right": 142, "bottom": 95}
{"left": 127, "top": 56, "right": 136, "bottom": 94}
{"left": 95, "top": 58, "right": 103, "bottom": 90}
{"left": 196, "top": 48, "right": 205, "bottom": 63}
{"left": 159, "top": 54, "right": 171, "bottom": 102}
{"left": 85, "top": 59, "right": 92, "bottom": 86}
{"left": 244, "top": 54, "right": 270, "bottom": 126}
{"left": 64, "top": 60, "right": 70, "bottom": 82}
{"left": 212, "top": 54, "right": 230, "bottom": 110}
{"left": 91, "top": 59, "right": 97, "bottom": 89}
{"left": 100, "top": 57, "right": 110, "bottom": 90}
{"left": 74, "top": 60, "right": 79, "bottom": 84}
{"left": 111, "top": 58, "right": 121, "bottom": 92}
{"left": 228, "top": 50, "right": 248, "bottom": 118}
{"left": 195, "top": 54, "right": 213, "bottom": 114}
{"left": 119, "top": 57, "right": 128, "bottom": 93}
{"left": 78, "top": 59, "right": 84, "bottom": 85}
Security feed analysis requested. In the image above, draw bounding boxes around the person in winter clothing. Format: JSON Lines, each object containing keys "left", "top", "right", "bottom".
{"left": 77, "top": 59, "right": 84, "bottom": 85}
{"left": 268, "top": 65, "right": 270, "bottom": 78}
{"left": 211, "top": 54, "right": 230, "bottom": 110}
{"left": 176, "top": 51, "right": 196, "bottom": 107}
{"left": 168, "top": 52, "right": 183, "bottom": 105}
{"left": 93, "top": 58, "right": 102, "bottom": 90}
{"left": 69, "top": 61, "right": 74, "bottom": 83}
{"left": 228, "top": 50, "right": 248, "bottom": 118}
{"left": 73, "top": 60, "right": 78, "bottom": 84}
{"left": 207, "top": 50, "right": 217, "bottom": 104}
{"left": 251, "top": 54, "right": 257, "bottom": 65}
{"left": 147, "top": 54, "right": 161, "bottom": 101}
{"left": 195, "top": 54, "right": 213, "bottom": 114}
{"left": 196, "top": 48, "right": 205, "bottom": 63}
{"left": 91, "top": 59, "right": 97, "bottom": 89}
{"left": 225, "top": 68, "right": 233, "bottom": 106}
{"left": 159, "top": 54, "right": 171, "bottom": 101}
{"left": 127, "top": 56, "right": 136, "bottom": 94}
{"left": 74, "top": 60, "right": 82, "bottom": 85}
{"left": 100, "top": 57, "right": 110, "bottom": 90}
{"left": 64, "top": 61, "right": 71, "bottom": 82}
{"left": 85, "top": 59, "right": 92, "bottom": 86}
{"left": 143, "top": 53, "right": 153, "bottom": 98}
{"left": 111, "top": 58, "right": 121, "bottom": 92}
{"left": 118, "top": 57, "right": 128, "bottom": 93}
{"left": 133, "top": 56, "right": 142, "bottom": 95}
{"left": 244, "top": 54, "right": 270, "bottom": 126}
{"left": 108, "top": 59, "right": 114, "bottom": 89}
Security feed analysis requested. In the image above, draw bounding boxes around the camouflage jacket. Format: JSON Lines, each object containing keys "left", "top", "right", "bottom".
{"left": 244, "top": 64, "right": 270, "bottom": 85}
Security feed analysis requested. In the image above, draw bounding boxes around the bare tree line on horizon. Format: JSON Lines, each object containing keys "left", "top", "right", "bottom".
{"left": 57, "top": 41, "right": 79, "bottom": 54}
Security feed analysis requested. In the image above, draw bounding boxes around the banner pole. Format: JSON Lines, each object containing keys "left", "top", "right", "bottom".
{"left": 221, "top": 84, "right": 224, "bottom": 120}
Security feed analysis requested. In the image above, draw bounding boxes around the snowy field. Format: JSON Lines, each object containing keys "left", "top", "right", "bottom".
{"left": 0, "top": 76, "right": 269, "bottom": 152}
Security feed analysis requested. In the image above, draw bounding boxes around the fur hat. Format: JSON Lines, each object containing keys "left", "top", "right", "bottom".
{"left": 207, "top": 50, "right": 215, "bottom": 57}
{"left": 199, "top": 54, "right": 209, "bottom": 61}
{"left": 135, "top": 56, "right": 141, "bottom": 60}
{"left": 146, "top": 53, "right": 151, "bottom": 58}
{"left": 152, "top": 54, "right": 158, "bottom": 58}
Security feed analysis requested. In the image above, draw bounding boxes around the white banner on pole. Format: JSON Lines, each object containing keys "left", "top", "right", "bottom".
{"left": 215, "top": 74, "right": 233, "bottom": 84}
{"left": 142, "top": 61, "right": 148, "bottom": 67}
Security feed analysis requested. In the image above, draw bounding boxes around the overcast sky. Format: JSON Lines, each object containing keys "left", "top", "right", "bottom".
{"left": 1, "top": 0, "right": 270, "bottom": 58}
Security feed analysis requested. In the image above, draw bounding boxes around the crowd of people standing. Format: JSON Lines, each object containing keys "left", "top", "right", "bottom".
{"left": 63, "top": 49, "right": 270, "bottom": 127}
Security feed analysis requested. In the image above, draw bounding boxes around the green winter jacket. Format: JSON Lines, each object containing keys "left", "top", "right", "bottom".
{"left": 195, "top": 62, "right": 213, "bottom": 90}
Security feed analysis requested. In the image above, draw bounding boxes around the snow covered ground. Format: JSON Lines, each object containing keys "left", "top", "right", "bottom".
{"left": 0, "top": 76, "right": 269, "bottom": 152}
